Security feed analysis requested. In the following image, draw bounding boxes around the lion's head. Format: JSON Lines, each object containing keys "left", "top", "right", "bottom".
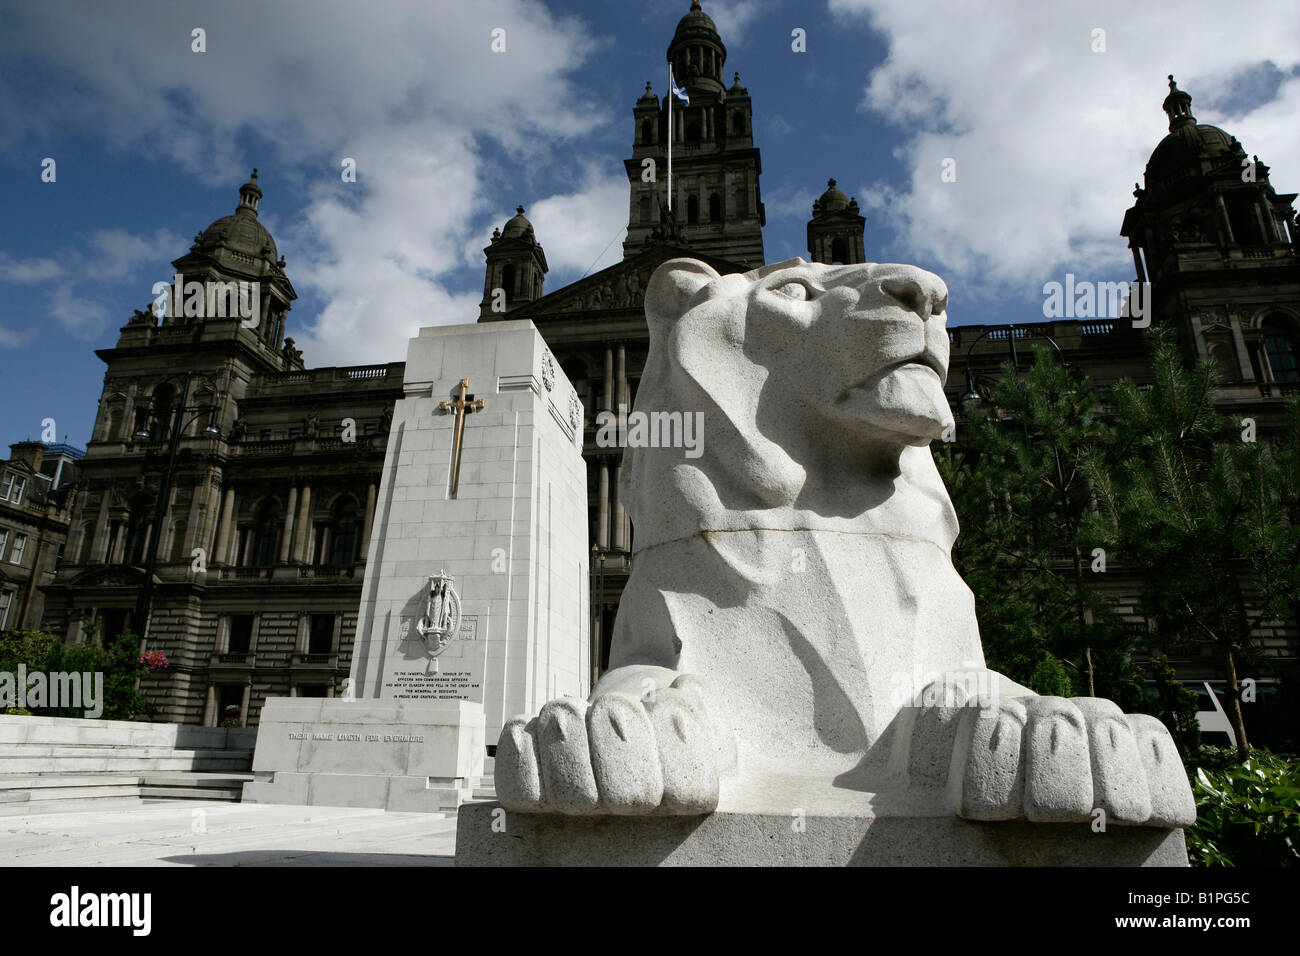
{"left": 625, "top": 256, "right": 959, "bottom": 552}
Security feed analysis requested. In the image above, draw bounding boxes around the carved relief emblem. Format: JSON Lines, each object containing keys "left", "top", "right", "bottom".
{"left": 415, "top": 569, "right": 463, "bottom": 657}
{"left": 541, "top": 351, "right": 556, "bottom": 391}
{"left": 568, "top": 392, "right": 583, "bottom": 434}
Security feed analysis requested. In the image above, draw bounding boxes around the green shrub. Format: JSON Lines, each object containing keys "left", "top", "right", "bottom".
{"left": 1185, "top": 746, "right": 1300, "bottom": 867}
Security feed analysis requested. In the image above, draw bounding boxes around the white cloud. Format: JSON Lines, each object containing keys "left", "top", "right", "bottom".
{"left": 82, "top": 228, "right": 184, "bottom": 280}
{"left": 0, "top": 324, "right": 35, "bottom": 347}
{"left": 828, "top": 0, "right": 1300, "bottom": 298}
{"left": 525, "top": 169, "right": 629, "bottom": 278}
{"left": 48, "top": 285, "right": 112, "bottom": 340}
{"left": 1, "top": 0, "right": 609, "bottom": 366}
{"left": 707, "top": 0, "right": 762, "bottom": 44}
{"left": 0, "top": 253, "right": 62, "bottom": 282}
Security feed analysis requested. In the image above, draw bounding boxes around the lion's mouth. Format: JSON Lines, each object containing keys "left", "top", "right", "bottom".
{"left": 845, "top": 353, "right": 946, "bottom": 395}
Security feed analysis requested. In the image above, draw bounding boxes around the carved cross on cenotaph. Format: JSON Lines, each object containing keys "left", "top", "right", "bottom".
{"left": 438, "top": 378, "right": 486, "bottom": 497}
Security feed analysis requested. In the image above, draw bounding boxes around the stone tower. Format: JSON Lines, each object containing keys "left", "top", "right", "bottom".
{"left": 807, "top": 178, "right": 866, "bottom": 264}
{"left": 1122, "top": 76, "right": 1300, "bottom": 410}
{"left": 479, "top": 206, "right": 549, "bottom": 320}
{"left": 622, "top": 1, "right": 766, "bottom": 268}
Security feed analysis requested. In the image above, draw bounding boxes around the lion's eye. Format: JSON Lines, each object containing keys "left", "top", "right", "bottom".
{"left": 772, "top": 281, "right": 812, "bottom": 300}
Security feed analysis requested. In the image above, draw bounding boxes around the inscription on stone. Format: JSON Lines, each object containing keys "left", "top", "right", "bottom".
{"left": 287, "top": 731, "right": 426, "bottom": 743}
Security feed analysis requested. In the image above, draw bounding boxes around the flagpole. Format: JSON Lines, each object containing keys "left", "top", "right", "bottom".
{"left": 666, "top": 61, "right": 673, "bottom": 213}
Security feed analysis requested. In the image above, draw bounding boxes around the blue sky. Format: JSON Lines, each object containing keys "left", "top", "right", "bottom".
{"left": 1, "top": 0, "right": 1297, "bottom": 453}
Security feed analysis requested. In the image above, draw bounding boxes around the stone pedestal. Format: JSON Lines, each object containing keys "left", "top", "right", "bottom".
{"left": 454, "top": 802, "right": 1189, "bottom": 866}
{"left": 243, "top": 698, "right": 483, "bottom": 812}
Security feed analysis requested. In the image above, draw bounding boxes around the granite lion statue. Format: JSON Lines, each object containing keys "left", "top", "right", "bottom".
{"left": 496, "top": 256, "right": 1195, "bottom": 828}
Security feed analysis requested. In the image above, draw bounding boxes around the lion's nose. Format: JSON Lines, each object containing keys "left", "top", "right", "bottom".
{"left": 878, "top": 269, "right": 948, "bottom": 321}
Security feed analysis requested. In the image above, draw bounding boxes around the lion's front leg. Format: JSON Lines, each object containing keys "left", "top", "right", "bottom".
{"left": 495, "top": 666, "right": 734, "bottom": 815}
{"left": 909, "top": 672, "right": 1195, "bottom": 827}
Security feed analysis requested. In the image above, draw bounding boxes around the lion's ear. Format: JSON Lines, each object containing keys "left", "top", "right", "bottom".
{"left": 645, "top": 258, "right": 721, "bottom": 329}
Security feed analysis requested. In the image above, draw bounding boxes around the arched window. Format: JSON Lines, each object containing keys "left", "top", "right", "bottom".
{"left": 638, "top": 195, "right": 650, "bottom": 225}
{"left": 77, "top": 521, "right": 94, "bottom": 565}
{"left": 708, "top": 193, "right": 721, "bottom": 222}
{"left": 169, "top": 520, "right": 188, "bottom": 562}
{"left": 1263, "top": 315, "right": 1300, "bottom": 384}
{"left": 150, "top": 383, "right": 176, "bottom": 443}
{"left": 732, "top": 111, "right": 744, "bottom": 135}
{"left": 250, "top": 499, "right": 281, "bottom": 567}
{"left": 831, "top": 237, "right": 849, "bottom": 264}
{"left": 125, "top": 493, "right": 152, "bottom": 565}
{"left": 686, "top": 122, "right": 701, "bottom": 143}
{"left": 640, "top": 120, "right": 653, "bottom": 145}
{"left": 734, "top": 187, "right": 747, "bottom": 217}
{"left": 687, "top": 195, "right": 699, "bottom": 225}
{"left": 104, "top": 407, "right": 123, "bottom": 441}
{"left": 1226, "top": 194, "right": 1264, "bottom": 245}
{"left": 328, "top": 497, "right": 362, "bottom": 566}
{"left": 502, "top": 263, "right": 516, "bottom": 299}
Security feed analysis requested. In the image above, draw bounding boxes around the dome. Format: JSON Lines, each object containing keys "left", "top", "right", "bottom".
{"left": 196, "top": 169, "right": 278, "bottom": 261}
{"left": 500, "top": 205, "right": 533, "bottom": 240}
{"left": 670, "top": 1, "right": 722, "bottom": 52}
{"left": 815, "top": 178, "right": 851, "bottom": 214}
{"left": 1143, "top": 77, "right": 1243, "bottom": 186}
{"left": 1146, "top": 123, "right": 1238, "bottom": 181}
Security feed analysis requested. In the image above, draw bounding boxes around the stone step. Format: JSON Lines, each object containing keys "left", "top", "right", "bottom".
{"left": 0, "top": 795, "right": 150, "bottom": 817}
{"left": 0, "top": 773, "right": 143, "bottom": 789}
{"left": 0, "top": 744, "right": 253, "bottom": 758}
{"left": 140, "top": 786, "right": 242, "bottom": 801}
{"left": 0, "top": 755, "right": 252, "bottom": 773}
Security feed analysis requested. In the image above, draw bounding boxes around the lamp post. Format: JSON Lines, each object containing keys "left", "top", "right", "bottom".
{"left": 131, "top": 370, "right": 221, "bottom": 642}
{"left": 590, "top": 543, "right": 606, "bottom": 690}
{"left": 960, "top": 323, "right": 1067, "bottom": 422}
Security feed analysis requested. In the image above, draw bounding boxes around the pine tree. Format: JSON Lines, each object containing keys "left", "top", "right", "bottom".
{"left": 938, "top": 346, "right": 1140, "bottom": 700}
{"left": 1082, "top": 333, "right": 1300, "bottom": 760}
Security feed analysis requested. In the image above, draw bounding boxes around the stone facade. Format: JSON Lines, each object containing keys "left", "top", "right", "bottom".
{"left": 0, "top": 442, "right": 81, "bottom": 631}
{"left": 39, "top": 173, "right": 404, "bottom": 727}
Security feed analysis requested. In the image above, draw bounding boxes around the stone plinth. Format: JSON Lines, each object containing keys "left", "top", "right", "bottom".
{"left": 350, "top": 319, "right": 590, "bottom": 745}
{"left": 242, "top": 697, "right": 484, "bottom": 812}
{"left": 454, "top": 802, "right": 1189, "bottom": 866}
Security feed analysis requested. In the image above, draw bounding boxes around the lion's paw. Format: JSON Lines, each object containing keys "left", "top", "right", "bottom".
{"left": 952, "top": 695, "right": 1195, "bottom": 827}
{"left": 495, "top": 674, "right": 720, "bottom": 815}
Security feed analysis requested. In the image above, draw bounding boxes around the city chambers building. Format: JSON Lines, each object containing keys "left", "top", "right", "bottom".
{"left": 36, "top": 2, "right": 1300, "bottom": 725}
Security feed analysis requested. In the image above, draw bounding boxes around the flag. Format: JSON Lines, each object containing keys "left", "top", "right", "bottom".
{"left": 670, "top": 67, "right": 690, "bottom": 106}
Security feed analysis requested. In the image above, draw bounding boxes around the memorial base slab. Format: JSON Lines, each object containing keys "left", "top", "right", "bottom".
{"left": 454, "top": 802, "right": 1189, "bottom": 866}
{"left": 243, "top": 698, "right": 484, "bottom": 813}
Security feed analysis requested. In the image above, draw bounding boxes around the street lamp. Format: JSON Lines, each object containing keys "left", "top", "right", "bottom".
{"left": 131, "top": 370, "right": 222, "bottom": 642}
{"left": 960, "top": 323, "right": 1066, "bottom": 420}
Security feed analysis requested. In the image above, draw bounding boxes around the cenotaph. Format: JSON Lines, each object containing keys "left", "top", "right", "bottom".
{"left": 244, "top": 319, "right": 589, "bottom": 812}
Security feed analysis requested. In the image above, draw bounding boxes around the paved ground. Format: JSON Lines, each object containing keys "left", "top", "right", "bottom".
{"left": 0, "top": 801, "right": 458, "bottom": 866}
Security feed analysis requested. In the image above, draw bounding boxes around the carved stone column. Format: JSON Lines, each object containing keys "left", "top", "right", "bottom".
{"left": 292, "top": 484, "right": 312, "bottom": 562}
{"left": 279, "top": 486, "right": 299, "bottom": 564}
{"left": 213, "top": 486, "right": 235, "bottom": 563}
{"left": 598, "top": 463, "right": 610, "bottom": 549}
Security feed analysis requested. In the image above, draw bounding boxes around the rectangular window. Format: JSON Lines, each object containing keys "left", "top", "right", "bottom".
{"left": 228, "top": 614, "right": 255, "bottom": 655}
{"left": 0, "top": 590, "right": 12, "bottom": 629}
{"left": 0, "top": 530, "right": 7, "bottom": 561}
{"left": 260, "top": 429, "right": 273, "bottom": 441}
{"left": 0, "top": 473, "right": 25, "bottom": 503}
{"left": 10, "top": 533, "right": 27, "bottom": 565}
{"left": 308, "top": 614, "right": 335, "bottom": 654}
{"left": 288, "top": 428, "right": 302, "bottom": 440}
